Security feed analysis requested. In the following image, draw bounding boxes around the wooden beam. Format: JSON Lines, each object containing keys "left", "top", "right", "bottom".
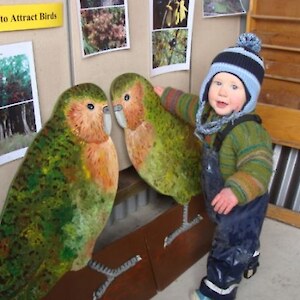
{"left": 267, "top": 204, "right": 300, "bottom": 228}
{"left": 250, "top": 14, "right": 300, "bottom": 22}
{"left": 263, "top": 44, "right": 300, "bottom": 53}
{"left": 264, "top": 74, "right": 300, "bottom": 84}
{"left": 256, "top": 103, "right": 300, "bottom": 149}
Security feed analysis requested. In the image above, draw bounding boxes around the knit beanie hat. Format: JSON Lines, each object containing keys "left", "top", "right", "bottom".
{"left": 195, "top": 32, "right": 265, "bottom": 139}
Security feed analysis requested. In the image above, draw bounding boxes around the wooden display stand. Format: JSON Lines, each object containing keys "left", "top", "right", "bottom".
{"left": 44, "top": 168, "right": 215, "bottom": 299}
{"left": 247, "top": 0, "right": 300, "bottom": 227}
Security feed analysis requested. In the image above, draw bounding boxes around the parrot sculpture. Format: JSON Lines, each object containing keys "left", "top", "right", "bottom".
{"left": 0, "top": 83, "right": 140, "bottom": 300}
{"left": 110, "top": 73, "right": 202, "bottom": 247}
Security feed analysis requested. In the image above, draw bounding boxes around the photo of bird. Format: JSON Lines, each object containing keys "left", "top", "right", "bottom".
{"left": 0, "top": 83, "right": 119, "bottom": 299}
{"left": 111, "top": 73, "right": 202, "bottom": 247}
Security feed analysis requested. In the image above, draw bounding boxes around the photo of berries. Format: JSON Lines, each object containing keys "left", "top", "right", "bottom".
{"left": 152, "top": 29, "right": 187, "bottom": 68}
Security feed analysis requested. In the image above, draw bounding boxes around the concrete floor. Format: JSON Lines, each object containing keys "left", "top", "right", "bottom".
{"left": 151, "top": 218, "right": 300, "bottom": 300}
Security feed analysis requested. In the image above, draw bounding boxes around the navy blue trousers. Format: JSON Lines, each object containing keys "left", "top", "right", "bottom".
{"left": 200, "top": 144, "right": 269, "bottom": 300}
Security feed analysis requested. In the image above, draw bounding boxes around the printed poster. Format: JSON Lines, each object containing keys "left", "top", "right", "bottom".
{"left": 0, "top": 42, "right": 41, "bottom": 165}
{"left": 0, "top": 3, "right": 63, "bottom": 32}
{"left": 151, "top": 0, "right": 195, "bottom": 76}
{"left": 203, "top": 0, "right": 246, "bottom": 18}
{"left": 77, "top": 0, "right": 130, "bottom": 57}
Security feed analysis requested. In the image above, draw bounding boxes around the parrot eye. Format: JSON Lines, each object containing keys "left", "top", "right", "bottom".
{"left": 124, "top": 94, "right": 130, "bottom": 101}
{"left": 103, "top": 106, "right": 110, "bottom": 114}
{"left": 87, "top": 103, "right": 95, "bottom": 110}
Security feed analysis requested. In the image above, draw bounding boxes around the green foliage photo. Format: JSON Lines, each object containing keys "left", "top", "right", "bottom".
{"left": 152, "top": 29, "right": 187, "bottom": 68}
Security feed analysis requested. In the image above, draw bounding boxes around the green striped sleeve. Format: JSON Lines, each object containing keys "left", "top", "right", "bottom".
{"left": 221, "top": 121, "right": 273, "bottom": 204}
{"left": 161, "top": 87, "right": 199, "bottom": 127}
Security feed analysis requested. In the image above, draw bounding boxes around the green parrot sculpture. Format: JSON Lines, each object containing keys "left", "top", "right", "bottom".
{"left": 110, "top": 73, "right": 202, "bottom": 247}
{"left": 0, "top": 83, "right": 137, "bottom": 299}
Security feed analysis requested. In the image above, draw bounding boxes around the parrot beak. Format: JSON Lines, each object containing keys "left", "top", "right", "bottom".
{"left": 103, "top": 106, "right": 112, "bottom": 135}
{"left": 113, "top": 104, "right": 127, "bottom": 128}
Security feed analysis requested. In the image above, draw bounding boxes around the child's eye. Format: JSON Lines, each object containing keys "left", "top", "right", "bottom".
{"left": 214, "top": 80, "right": 222, "bottom": 86}
{"left": 232, "top": 84, "right": 238, "bottom": 90}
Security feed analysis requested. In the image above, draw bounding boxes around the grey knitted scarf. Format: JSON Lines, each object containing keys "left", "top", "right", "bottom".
{"left": 194, "top": 100, "right": 245, "bottom": 141}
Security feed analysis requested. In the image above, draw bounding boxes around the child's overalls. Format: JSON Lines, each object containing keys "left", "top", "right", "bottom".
{"left": 199, "top": 115, "right": 269, "bottom": 300}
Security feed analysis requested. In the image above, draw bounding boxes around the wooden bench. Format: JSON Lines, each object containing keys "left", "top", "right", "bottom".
{"left": 257, "top": 103, "right": 300, "bottom": 228}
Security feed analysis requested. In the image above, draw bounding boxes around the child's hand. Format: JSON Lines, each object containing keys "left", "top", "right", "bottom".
{"left": 154, "top": 86, "right": 165, "bottom": 97}
{"left": 211, "top": 188, "right": 238, "bottom": 215}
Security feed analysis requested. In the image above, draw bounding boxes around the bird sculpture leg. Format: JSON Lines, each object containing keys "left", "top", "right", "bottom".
{"left": 164, "top": 203, "right": 202, "bottom": 247}
{"left": 88, "top": 255, "right": 142, "bottom": 299}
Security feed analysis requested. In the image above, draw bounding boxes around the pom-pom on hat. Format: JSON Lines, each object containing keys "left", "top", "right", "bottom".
{"left": 195, "top": 32, "right": 265, "bottom": 138}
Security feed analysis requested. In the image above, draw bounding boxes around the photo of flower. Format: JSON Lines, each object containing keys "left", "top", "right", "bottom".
{"left": 153, "top": 0, "right": 189, "bottom": 29}
{"left": 77, "top": 0, "right": 130, "bottom": 57}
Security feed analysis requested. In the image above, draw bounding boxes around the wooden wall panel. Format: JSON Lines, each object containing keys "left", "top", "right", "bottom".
{"left": 260, "top": 78, "right": 300, "bottom": 109}
{"left": 256, "top": 103, "right": 300, "bottom": 149}
{"left": 248, "top": 0, "right": 300, "bottom": 226}
{"left": 247, "top": 0, "right": 300, "bottom": 109}
{"left": 263, "top": 48, "right": 300, "bottom": 80}
{"left": 251, "top": 1, "right": 300, "bottom": 17}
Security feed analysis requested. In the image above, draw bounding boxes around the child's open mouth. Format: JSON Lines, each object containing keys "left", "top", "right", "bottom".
{"left": 216, "top": 101, "right": 228, "bottom": 108}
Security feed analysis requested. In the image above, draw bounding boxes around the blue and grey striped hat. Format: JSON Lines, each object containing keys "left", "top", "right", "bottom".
{"left": 200, "top": 32, "right": 264, "bottom": 114}
{"left": 195, "top": 33, "right": 265, "bottom": 137}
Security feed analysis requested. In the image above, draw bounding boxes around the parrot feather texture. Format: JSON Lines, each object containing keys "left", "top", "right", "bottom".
{"left": 0, "top": 83, "right": 119, "bottom": 299}
{"left": 111, "top": 73, "right": 201, "bottom": 206}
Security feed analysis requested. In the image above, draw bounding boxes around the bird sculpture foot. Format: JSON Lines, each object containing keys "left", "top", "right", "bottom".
{"left": 88, "top": 255, "right": 142, "bottom": 299}
{"left": 164, "top": 204, "right": 202, "bottom": 247}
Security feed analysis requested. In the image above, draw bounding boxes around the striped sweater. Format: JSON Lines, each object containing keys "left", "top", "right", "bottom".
{"left": 161, "top": 87, "right": 273, "bottom": 205}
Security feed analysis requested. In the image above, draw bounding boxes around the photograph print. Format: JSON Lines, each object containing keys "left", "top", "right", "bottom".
{"left": 151, "top": 0, "right": 195, "bottom": 76}
{"left": 78, "top": 0, "right": 130, "bottom": 57}
{"left": 0, "top": 41, "right": 41, "bottom": 165}
{"left": 203, "top": 0, "right": 246, "bottom": 17}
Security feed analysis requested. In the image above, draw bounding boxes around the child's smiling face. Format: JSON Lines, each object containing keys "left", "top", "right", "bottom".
{"left": 208, "top": 72, "right": 247, "bottom": 116}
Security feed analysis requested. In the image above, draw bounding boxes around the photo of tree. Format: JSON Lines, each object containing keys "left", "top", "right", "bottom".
{"left": 77, "top": 0, "right": 130, "bottom": 57}
{"left": 203, "top": 0, "right": 246, "bottom": 17}
{"left": 0, "top": 42, "right": 41, "bottom": 165}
